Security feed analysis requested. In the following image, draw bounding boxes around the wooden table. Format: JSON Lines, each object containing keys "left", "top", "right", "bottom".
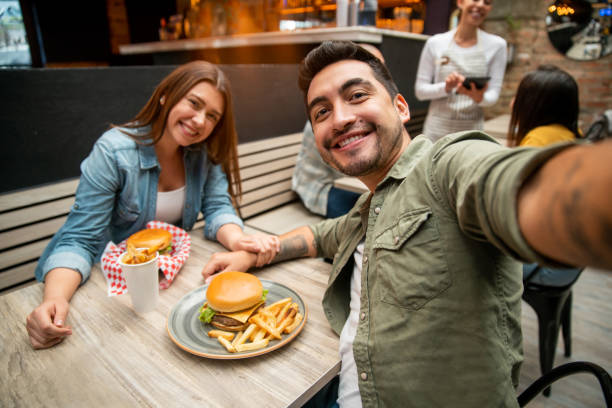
{"left": 0, "top": 229, "right": 340, "bottom": 407}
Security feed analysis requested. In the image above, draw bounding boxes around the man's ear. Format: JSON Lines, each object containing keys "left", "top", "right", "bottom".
{"left": 394, "top": 94, "right": 411, "bottom": 124}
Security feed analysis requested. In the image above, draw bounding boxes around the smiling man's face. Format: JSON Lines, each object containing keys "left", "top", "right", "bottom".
{"left": 307, "top": 60, "right": 410, "bottom": 184}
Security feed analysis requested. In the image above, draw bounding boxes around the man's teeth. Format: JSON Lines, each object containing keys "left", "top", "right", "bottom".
{"left": 339, "top": 135, "right": 362, "bottom": 148}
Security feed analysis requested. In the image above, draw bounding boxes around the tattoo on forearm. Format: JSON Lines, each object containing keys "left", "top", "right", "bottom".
{"left": 554, "top": 156, "right": 612, "bottom": 265}
{"left": 273, "top": 235, "right": 309, "bottom": 264}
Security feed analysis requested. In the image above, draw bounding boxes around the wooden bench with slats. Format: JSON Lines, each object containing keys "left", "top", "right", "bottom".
{"left": 0, "top": 132, "right": 318, "bottom": 293}
{"left": 0, "top": 178, "right": 80, "bottom": 292}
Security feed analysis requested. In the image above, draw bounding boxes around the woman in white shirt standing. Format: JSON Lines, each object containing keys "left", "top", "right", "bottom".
{"left": 414, "top": 0, "right": 507, "bottom": 142}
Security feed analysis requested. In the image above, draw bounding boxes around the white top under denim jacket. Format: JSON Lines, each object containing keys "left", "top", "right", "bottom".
{"left": 35, "top": 127, "right": 243, "bottom": 284}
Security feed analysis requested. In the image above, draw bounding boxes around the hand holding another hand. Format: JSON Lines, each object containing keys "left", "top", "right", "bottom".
{"left": 201, "top": 250, "right": 258, "bottom": 283}
{"left": 232, "top": 233, "right": 280, "bottom": 267}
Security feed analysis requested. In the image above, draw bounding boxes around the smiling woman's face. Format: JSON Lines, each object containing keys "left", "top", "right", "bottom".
{"left": 163, "top": 81, "right": 225, "bottom": 148}
{"left": 458, "top": 0, "right": 493, "bottom": 26}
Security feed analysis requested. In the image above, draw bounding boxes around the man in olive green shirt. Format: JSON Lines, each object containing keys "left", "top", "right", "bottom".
{"left": 202, "top": 42, "right": 612, "bottom": 407}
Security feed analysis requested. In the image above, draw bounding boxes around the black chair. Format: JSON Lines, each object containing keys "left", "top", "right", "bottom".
{"left": 518, "top": 361, "right": 612, "bottom": 407}
{"left": 522, "top": 263, "right": 584, "bottom": 396}
{"left": 584, "top": 109, "right": 612, "bottom": 142}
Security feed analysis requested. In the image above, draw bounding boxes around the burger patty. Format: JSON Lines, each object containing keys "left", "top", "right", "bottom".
{"left": 210, "top": 303, "right": 264, "bottom": 328}
{"left": 212, "top": 315, "right": 242, "bottom": 327}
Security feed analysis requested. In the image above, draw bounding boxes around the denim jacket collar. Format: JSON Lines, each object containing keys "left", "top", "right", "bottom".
{"left": 138, "top": 143, "right": 159, "bottom": 170}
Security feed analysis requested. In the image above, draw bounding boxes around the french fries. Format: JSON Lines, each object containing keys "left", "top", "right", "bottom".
{"left": 235, "top": 339, "right": 269, "bottom": 352}
{"left": 207, "top": 329, "right": 235, "bottom": 341}
{"left": 218, "top": 336, "right": 236, "bottom": 353}
{"left": 284, "top": 313, "right": 303, "bottom": 334}
{"left": 231, "top": 330, "right": 244, "bottom": 348}
{"left": 250, "top": 314, "right": 282, "bottom": 340}
{"left": 207, "top": 296, "right": 304, "bottom": 353}
{"left": 122, "top": 242, "right": 156, "bottom": 265}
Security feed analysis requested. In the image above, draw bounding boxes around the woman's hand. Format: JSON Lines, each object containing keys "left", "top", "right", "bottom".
{"left": 26, "top": 297, "right": 72, "bottom": 349}
{"left": 232, "top": 233, "right": 281, "bottom": 267}
{"left": 457, "top": 81, "right": 488, "bottom": 103}
{"left": 445, "top": 72, "right": 465, "bottom": 93}
{"left": 25, "top": 267, "right": 80, "bottom": 349}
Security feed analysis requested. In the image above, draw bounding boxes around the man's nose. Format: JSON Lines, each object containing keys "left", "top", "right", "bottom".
{"left": 331, "top": 104, "right": 355, "bottom": 132}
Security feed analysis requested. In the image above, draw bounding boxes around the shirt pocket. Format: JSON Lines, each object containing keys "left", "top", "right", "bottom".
{"left": 374, "top": 207, "right": 451, "bottom": 310}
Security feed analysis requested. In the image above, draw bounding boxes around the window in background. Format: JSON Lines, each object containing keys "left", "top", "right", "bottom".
{"left": 0, "top": 1, "right": 30, "bottom": 66}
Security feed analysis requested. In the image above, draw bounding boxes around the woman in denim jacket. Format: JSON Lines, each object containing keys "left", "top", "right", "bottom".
{"left": 26, "top": 61, "right": 279, "bottom": 349}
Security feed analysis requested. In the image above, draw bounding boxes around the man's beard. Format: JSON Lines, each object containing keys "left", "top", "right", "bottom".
{"left": 322, "top": 119, "right": 403, "bottom": 177}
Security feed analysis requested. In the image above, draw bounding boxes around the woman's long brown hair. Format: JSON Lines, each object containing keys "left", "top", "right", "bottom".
{"left": 114, "top": 61, "right": 242, "bottom": 201}
{"left": 507, "top": 65, "right": 580, "bottom": 147}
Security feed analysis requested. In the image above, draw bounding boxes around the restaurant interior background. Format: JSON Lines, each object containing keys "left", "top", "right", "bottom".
{"left": 7, "top": 0, "right": 612, "bottom": 131}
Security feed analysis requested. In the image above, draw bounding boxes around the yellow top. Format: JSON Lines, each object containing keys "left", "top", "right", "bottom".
{"left": 519, "top": 124, "right": 576, "bottom": 147}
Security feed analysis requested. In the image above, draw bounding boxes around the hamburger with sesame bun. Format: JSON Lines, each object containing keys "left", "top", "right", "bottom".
{"left": 126, "top": 228, "right": 173, "bottom": 255}
{"left": 199, "top": 271, "right": 267, "bottom": 331}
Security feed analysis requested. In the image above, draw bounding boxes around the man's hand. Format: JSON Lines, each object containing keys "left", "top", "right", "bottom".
{"left": 26, "top": 297, "right": 72, "bottom": 349}
{"left": 201, "top": 250, "right": 258, "bottom": 283}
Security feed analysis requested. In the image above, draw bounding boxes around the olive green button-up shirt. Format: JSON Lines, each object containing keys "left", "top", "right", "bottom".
{"left": 310, "top": 132, "right": 572, "bottom": 408}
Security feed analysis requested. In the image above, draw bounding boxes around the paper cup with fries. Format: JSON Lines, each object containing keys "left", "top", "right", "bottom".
{"left": 118, "top": 247, "right": 159, "bottom": 313}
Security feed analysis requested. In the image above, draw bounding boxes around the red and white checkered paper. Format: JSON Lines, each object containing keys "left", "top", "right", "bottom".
{"left": 100, "top": 221, "right": 191, "bottom": 296}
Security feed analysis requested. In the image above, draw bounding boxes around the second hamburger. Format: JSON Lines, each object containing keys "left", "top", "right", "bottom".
{"left": 199, "top": 271, "right": 267, "bottom": 332}
{"left": 126, "top": 228, "right": 173, "bottom": 255}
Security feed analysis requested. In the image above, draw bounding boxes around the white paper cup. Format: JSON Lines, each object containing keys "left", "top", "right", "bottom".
{"left": 118, "top": 251, "right": 159, "bottom": 313}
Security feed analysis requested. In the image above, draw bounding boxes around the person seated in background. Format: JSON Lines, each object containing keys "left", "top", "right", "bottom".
{"left": 507, "top": 64, "right": 581, "bottom": 147}
{"left": 291, "top": 43, "right": 384, "bottom": 219}
{"left": 26, "top": 61, "right": 279, "bottom": 350}
{"left": 202, "top": 41, "right": 612, "bottom": 407}
{"left": 507, "top": 64, "right": 584, "bottom": 292}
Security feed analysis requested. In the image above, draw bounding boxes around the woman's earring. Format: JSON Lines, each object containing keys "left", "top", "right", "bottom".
{"left": 160, "top": 96, "right": 165, "bottom": 105}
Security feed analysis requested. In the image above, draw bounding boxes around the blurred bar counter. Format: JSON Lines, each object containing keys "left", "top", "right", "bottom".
{"left": 119, "top": 26, "right": 427, "bottom": 64}
{"left": 119, "top": 26, "right": 430, "bottom": 118}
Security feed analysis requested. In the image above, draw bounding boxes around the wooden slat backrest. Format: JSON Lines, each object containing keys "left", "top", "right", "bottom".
{"left": 0, "top": 217, "right": 66, "bottom": 251}
{"left": 235, "top": 133, "right": 303, "bottom": 219}
{"left": 0, "top": 180, "right": 73, "bottom": 290}
{"left": 0, "top": 262, "right": 37, "bottom": 294}
{"left": 0, "top": 178, "right": 79, "bottom": 212}
{"left": 0, "top": 197, "right": 75, "bottom": 231}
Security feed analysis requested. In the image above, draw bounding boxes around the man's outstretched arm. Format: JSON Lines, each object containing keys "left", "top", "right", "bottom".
{"left": 201, "top": 226, "right": 317, "bottom": 280}
{"left": 518, "top": 140, "right": 612, "bottom": 269}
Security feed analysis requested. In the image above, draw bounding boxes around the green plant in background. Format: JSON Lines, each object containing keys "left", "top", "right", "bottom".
{"left": 506, "top": 15, "right": 521, "bottom": 32}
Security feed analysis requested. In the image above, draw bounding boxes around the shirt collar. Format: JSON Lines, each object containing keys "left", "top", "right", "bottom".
{"left": 380, "top": 136, "right": 432, "bottom": 185}
{"left": 131, "top": 125, "right": 205, "bottom": 170}
{"left": 138, "top": 143, "right": 159, "bottom": 170}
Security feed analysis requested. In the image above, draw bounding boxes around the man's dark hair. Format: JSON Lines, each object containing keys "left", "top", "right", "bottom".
{"left": 298, "top": 41, "right": 399, "bottom": 105}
